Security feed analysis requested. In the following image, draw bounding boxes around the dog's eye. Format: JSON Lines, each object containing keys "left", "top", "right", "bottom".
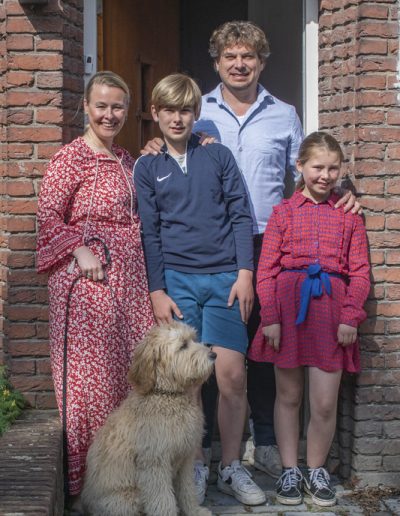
{"left": 180, "top": 340, "right": 189, "bottom": 350}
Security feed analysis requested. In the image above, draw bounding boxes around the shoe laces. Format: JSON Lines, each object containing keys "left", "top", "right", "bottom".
{"left": 309, "top": 467, "right": 331, "bottom": 491}
{"left": 194, "top": 462, "right": 209, "bottom": 484}
{"left": 278, "top": 467, "right": 302, "bottom": 492}
{"left": 221, "top": 461, "right": 253, "bottom": 485}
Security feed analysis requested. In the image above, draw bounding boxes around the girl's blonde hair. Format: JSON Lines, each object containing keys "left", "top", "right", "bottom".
{"left": 151, "top": 73, "right": 202, "bottom": 118}
{"left": 85, "top": 70, "right": 131, "bottom": 105}
{"left": 296, "top": 131, "right": 345, "bottom": 191}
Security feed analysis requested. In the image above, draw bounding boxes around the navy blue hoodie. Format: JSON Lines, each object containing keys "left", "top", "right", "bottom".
{"left": 133, "top": 135, "right": 253, "bottom": 292}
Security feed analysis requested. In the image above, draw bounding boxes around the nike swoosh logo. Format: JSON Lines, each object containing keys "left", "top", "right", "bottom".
{"left": 156, "top": 173, "right": 172, "bottom": 182}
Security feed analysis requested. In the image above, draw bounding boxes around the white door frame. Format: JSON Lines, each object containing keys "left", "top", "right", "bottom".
{"left": 83, "top": 0, "right": 98, "bottom": 85}
{"left": 303, "top": 0, "right": 319, "bottom": 134}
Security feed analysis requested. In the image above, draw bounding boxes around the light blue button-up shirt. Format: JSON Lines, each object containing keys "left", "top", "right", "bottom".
{"left": 195, "top": 84, "right": 304, "bottom": 234}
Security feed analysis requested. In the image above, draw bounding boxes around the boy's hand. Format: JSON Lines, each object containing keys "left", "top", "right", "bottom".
{"left": 140, "top": 137, "right": 164, "bottom": 156}
{"left": 337, "top": 323, "right": 357, "bottom": 346}
{"left": 227, "top": 269, "right": 254, "bottom": 324}
{"left": 150, "top": 290, "right": 183, "bottom": 325}
{"left": 262, "top": 324, "right": 281, "bottom": 351}
{"left": 335, "top": 189, "right": 362, "bottom": 214}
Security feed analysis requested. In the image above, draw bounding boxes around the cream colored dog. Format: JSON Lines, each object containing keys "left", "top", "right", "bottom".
{"left": 82, "top": 321, "right": 216, "bottom": 516}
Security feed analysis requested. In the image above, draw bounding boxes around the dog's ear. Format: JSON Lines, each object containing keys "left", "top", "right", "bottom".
{"left": 128, "top": 335, "right": 157, "bottom": 394}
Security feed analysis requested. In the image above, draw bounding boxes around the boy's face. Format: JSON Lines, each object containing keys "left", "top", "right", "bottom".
{"left": 151, "top": 106, "right": 196, "bottom": 151}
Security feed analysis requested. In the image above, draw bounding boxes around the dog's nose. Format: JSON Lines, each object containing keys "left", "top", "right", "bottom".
{"left": 209, "top": 351, "right": 217, "bottom": 361}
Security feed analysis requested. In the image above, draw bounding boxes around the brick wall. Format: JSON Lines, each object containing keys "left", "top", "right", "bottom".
{"left": 319, "top": 0, "right": 400, "bottom": 486}
{"left": 1, "top": 0, "right": 84, "bottom": 409}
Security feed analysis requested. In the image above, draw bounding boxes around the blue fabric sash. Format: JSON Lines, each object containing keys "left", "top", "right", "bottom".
{"left": 283, "top": 264, "right": 343, "bottom": 325}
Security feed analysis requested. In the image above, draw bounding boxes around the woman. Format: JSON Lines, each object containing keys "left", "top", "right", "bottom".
{"left": 37, "top": 71, "right": 154, "bottom": 502}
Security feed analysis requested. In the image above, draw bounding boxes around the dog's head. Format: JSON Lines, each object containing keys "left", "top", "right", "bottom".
{"left": 128, "top": 321, "right": 216, "bottom": 395}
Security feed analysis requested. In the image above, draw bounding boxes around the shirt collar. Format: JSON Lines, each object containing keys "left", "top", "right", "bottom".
{"left": 160, "top": 133, "right": 201, "bottom": 155}
{"left": 206, "top": 83, "right": 272, "bottom": 108}
{"left": 291, "top": 190, "right": 340, "bottom": 208}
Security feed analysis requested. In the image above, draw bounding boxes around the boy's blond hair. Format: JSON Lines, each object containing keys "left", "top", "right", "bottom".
{"left": 151, "top": 74, "right": 202, "bottom": 118}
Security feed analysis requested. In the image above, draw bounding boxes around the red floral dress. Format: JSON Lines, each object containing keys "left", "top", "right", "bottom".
{"left": 37, "top": 137, "right": 154, "bottom": 495}
{"left": 248, "top": 191, "right": 370, "bottom": 373}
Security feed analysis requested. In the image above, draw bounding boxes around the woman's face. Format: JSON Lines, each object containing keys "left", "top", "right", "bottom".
{"left": 84, "top": 83, "right": 128, "bottom": 145}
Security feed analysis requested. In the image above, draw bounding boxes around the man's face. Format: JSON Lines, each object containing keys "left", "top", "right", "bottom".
{"left": 215, "top": 44, "right": 265, "bottom": 93}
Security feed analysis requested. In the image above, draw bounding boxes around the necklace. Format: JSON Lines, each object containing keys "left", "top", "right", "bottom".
{"left": 84, "top": 132, "right": 118, "bottom": 161}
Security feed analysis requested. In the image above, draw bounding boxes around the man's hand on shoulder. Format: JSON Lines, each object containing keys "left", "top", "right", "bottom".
{"left": 334, "top": 189, "right": 362, "bottom": 215}
{"left": 140, "top": 137, "right": 164, "bottom": 156}
{"left": 197, "top": 131, "right": 218, "bottom": 146}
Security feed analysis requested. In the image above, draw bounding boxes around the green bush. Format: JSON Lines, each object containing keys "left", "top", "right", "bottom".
{"left": 0, "top": 366, "right": 26, "bottom": 436}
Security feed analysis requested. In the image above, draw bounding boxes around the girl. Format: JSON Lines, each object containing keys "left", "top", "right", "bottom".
{"left": 248, "top": 132, "right": 370, "bottom": 507}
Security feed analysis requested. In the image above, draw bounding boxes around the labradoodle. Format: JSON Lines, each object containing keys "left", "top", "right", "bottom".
{"left": 82, "top": 321, "right": 216, "bottom": 516}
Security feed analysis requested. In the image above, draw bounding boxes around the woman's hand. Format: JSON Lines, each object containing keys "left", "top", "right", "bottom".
{"left": 72, "top": 245, "right": 104, "bottom": 281}
{"left": 150, "top": 290, "right": 183, "bottom": 325}
{"left": 262, "top": 324, "right": 281, "bottom": 351}
{"left": 337, "top": 323, "right": 357, "bottom": 346}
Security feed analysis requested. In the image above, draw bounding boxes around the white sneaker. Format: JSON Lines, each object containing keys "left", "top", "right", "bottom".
{"left": 194, "top": 461, "right": 209, "bottom": 505}
{"left": 217, "top": 460, "right": 266, "bottom": 505}
{"left": 249, "top": 445, "right": 282, "bottom": 479}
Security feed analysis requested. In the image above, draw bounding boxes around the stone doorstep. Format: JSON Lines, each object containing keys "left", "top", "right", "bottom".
{"left": 0, "top": 410, "right": 63, "bottom": 516}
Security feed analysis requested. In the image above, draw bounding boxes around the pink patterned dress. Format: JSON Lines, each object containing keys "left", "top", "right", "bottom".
{"left": 37, "top": 137, "right": 154, "bottom": 495}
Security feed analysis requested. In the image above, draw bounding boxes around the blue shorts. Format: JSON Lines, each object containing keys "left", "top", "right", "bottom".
{"left": 164, "top": 269, "right": 248, "bottom": 354}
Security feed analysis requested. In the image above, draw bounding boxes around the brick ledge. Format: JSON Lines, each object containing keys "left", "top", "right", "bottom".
{"left": 0, "top": 410, "right": 63, "bottom": 515}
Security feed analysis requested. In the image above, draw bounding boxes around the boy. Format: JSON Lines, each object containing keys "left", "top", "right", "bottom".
{"left": 134, "top": 73, "right": 266, "bottom": 507}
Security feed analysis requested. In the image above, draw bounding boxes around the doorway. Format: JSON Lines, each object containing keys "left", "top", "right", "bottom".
{"left": 93, "top": 0, "right": 305, "bottom": 157}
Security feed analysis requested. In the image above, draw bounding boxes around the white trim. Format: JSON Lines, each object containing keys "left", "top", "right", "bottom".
{"left": 83, "top": 0, "right": 98, "bottom": 84}
{"left": 303, "top": 0, "right": 319, "bottom": 134}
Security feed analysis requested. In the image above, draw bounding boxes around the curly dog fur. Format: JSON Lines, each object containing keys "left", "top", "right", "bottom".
{"left": 82, "top": 321, "right": 215, "bottom": 516}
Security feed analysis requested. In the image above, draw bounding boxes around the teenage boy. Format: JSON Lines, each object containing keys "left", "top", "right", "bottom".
{"left": 134, "top": 73, "right": 266, "bottom": 507}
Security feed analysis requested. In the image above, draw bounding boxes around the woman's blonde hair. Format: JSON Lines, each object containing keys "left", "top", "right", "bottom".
{"left": 151, "top": 73, "right": 202, "bottom": 118}
{"left": 209, "top": 20, "right": 270, "bottom": 61}
{"left": 296, "top": 132, "right": 345, "bottom": 191}
{"left": 85, "top": 70, "right": 131, "bottom": 105}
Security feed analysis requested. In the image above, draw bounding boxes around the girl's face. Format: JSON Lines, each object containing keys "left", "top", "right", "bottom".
{"left": 296, "top": 147, "right": 342, "bottom": 203}
{"left": 84, "top": 84, "right": 128, "bottom": 145}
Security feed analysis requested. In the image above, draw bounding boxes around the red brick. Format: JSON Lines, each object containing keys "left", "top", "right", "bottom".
{"left": 6, "top": 161, "right": 46, "bottom": 178}
{"left": 357, "top": 92, "right": 397, "bottom": 108}
{"left": 36, "top": 322, "right": 49, "bottom": 339}
{"left": 359, "top": 318, "right": 385, "bottom": 334}
{"left": 9, "top": 53, "right": 63, "bottom": 71}
{"left": 387, "top": 144, "right": 400, "bottom": 160}
{"left": 6, "top": 71, "right": 34, "bottom": 87}
{"left": 7, "top": 90, "right": 62, "bottom": 107}
{"left": 8, "top": 340, "right": 49, "bottom": 357}
{"left": 8, "top": 126, "right": 62, "bottom": 142}
{"left": 7, "top": 34, "right": 34, "bottom": 51}
{"left": 6, "top": 180, "right": 35, "bottom": 196}
{"left": 8, "top": 234, "right": 37, "bottom": 251}
{"left": 388, "top": 320, "right": 400, "bottom": 334}
{"left": 386, "top": 215, "right": 400, "bottom": 230}
{"left": 7, "top": 305, "right": 48, "bottom": 321}
{"left": 6, "top": 17, "right": 34, "bottom": 33}
{"left": 387, "top": 268, "right": 400, "bottom": 282}
{"left": 375, "top": 302, "right": 400, "bottom": 317}
{"left": 36, "top": 392, "right": 57, "bottom": 409}
{"left": 11, "top": 375, "right": 54, "bottom": 392}
{"left": 36, "top": 72, "right": 63, "bottom": 89}
{"left": 357, "top": 74, "right": 387, "bottom": 90}
{"left": 358, "top": 39, "right": 387, "bottom": 56}
{"left": 387, "top": 251, "right": 400, "bottom": 265}
{"left": 36, "top": 108, "right": 63, "bottom": 124}
{"left": 360, "top": 197, "right": 386, "bottom": 212}
{"left": 36, "top": 359, "right": 52, "bottom": 375}
{"left": 5, "top": 199, "right": 37, "bottom": 214}
{"left": 7, "top": 109, "right": 33, "bottom": 125}
{"left": 357, "top": 21, "right": 398, "bottom": 38}
{"left": 355, "top": 179, "right": 385, "bottom": 195}
{"left": 37, "top": 143, "right": 61, "bottom": 159}
{"left": 358, "top": 56, "right": 397, "bottom": 73}
{"left": 4, "top": 216, "right": 36, "bottom": 232}
{"left": 387, "top": 112, "right": 400, "bottom": 125}
{"left": 359, "top": 4, "right": 389, "bottom": 19}
{"left": 8, "top": 287, "right": 48, "bottom": 304}
{"left": 9, "top": 269, "right": 47, "bottom": 286}
{"left": 386, "top": 285, "right": 400, "bottom": 301}
{"left": 364, "top": 215, "right": 385, "bottom": 230}
{"left": 35, "top": 38, "right": 64, "bottom": 52}
{"left": 7, "top": 251, "right": 35, "bottom": 268}
{"left": 7, "top": 144, "right": 34, "bottom": 159}
{"left": 7, "top": 323, "right": 36, "bottom": 339}
{"left": 9, "top": 359, "right": 36, "bottom": 375}
{"left": 370, "top": 250, "right": 385, "bottom": 265}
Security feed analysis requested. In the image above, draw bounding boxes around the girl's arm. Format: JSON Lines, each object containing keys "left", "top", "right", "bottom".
{"left": 36, "top": 151, "right": 83, "bottom": 273}
{"left": 257, "top": 207, "right": 285, "bottom": 327}
{"left": 340, "top": 214, "right": 371, "bottom": 327}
